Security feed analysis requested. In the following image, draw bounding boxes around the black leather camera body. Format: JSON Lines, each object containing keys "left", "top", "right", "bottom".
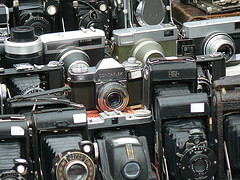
{"left": 30, "top": 106, "right": 97, "bottom": 180}
{"left": 0, "top": 114, "right": 32, "bottom": 179}
{"left": 142, "top": 56, "right": 224, "bottom": 179}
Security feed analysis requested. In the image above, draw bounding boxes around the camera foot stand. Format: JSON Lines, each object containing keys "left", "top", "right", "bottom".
{"left": 224, "top": 141, "right": 232, "bottom": 180}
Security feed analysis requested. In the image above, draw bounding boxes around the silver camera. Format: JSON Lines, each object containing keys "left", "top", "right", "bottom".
{"left": 40, "top": 28, "right": 105, "bottom": 66}
{"left": 182, "top": 16, "right": 240, "bottom": 63}
{"left": 112, "top": 23, "right": 178, "bottom": 63}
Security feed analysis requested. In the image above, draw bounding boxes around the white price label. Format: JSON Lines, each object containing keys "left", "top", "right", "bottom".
{"left": 73, "top": 113, "right": 87, "bottom": 124}
{"left": 191, "top": 103, "right": 205, "bottom": 113}
{"left": 130, "top": 70, "right": 142, "bottom": 79}
{"left": 11, "top": 126, "right": 24, "bottom": 136}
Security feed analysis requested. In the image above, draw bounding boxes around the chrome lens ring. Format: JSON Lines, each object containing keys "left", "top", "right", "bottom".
{"left": 204, "top": 33, "right": 235, "bottom": 63}
{"left": 97, "top": 82, "right": 129, "bottom": 112}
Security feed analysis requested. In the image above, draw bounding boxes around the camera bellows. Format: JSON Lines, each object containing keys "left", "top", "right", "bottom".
{"left": 41, "top": 133, "right": 95, "bottom": 180}
{"left": 9, "top": 74, "right": 43, "bottom": 95}
{"left": 225, "top": 114, "right": 240, "bottom": 171}
{"left": 163, "top": 119, "right": 218, "bottom": 180}
{"left": 0, "top": 142, "right": 21, "bottom": 170}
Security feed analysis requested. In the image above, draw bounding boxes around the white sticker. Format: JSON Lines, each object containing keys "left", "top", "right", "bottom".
{"left": 11, "top": 126, "right": 24, "bottom": 136}
{"left": 73, "top": 113, "right": 87, "bottom": 124}
{"left": 191, "top": 103, "right": 205, "bottom": 113}
{"left": 130, "top": 70, "right": 142, "bottom": 79}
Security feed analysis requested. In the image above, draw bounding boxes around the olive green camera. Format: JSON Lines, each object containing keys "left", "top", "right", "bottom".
{"left": 112, "top": 24, "right": 178, "bottom": 63}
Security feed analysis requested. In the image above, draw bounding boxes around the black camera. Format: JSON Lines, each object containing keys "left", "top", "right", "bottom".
{"left": 7, "top": 0, "right": 60, "bottom": 36}
{"left": 30, "top": 106, "right": 97, "bottom": 180}
{"left": 224, "top": 114, "right": 240, "bottom": 178}
{"left": 163, "top": 119, "right": 218, "bottom": 180}
{"left": 97, "top": 134, "right": 156, "bottom": 180}
{"left": 142, "top": 55, "right": 224, "bottom": 179}
{"left": 0, "top": 114, "right": 32, "bottom": 179}
{"left": 68, "top": 57, "right": 143, "bottom": 112}
{"left": 143, "top": 54, "right": 226, "bottom": 110}
{"left": 0, "top": 62, "right": 64, "bottom": 113}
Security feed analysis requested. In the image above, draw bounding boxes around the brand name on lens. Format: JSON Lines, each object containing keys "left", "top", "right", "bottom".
{"left": 99, "top": 72, "right": 124, "bottom": 79}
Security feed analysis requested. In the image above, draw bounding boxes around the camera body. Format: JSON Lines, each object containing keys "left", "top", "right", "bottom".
{"left": 143, "top": 54, "right": 226, "bottom": 109}
{"left": 40, "top": 28, "right": 105, "bottom": 66}
{"left": 97, "top": 135, "right": 156, "bottom": 180}
{"left": 87, "top": 109, "right": 156, "bottom": 179}
{"left": 8, "top": 0, "right": 61, "bottom": 35}
{"left": 162, "top": 119, "right": 218, "bottom": 180}
{"left": 68, "top": 58, "right": 143, "bottom": 112}
{"left": 142, "top": 56, "right": 224, "bottom": 179}
{"left": 0, "top": 115, "right": 32, "bottom": 179}
{"left": 112, "top": 23, "right": 177, "bottom": 63}
{"left": 182, "top": 16, "right": 240, "bottom": 64}
{"left": 0, "top": 62, "right": 64, "bottom": 98}
{"left": 30, "top": 106, "right": 96, "bottom": 180}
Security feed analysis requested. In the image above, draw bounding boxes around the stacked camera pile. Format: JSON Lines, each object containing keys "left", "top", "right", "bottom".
{"left": 0, "top": 0, "right": 239, "bottom": 180}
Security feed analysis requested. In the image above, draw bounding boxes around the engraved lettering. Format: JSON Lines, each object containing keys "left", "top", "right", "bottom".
{"left": 169, "top": 70, "right": 180, "bottom": 78}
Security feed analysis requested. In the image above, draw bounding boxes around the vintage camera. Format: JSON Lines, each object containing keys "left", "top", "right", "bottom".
{"left": 63, "top": 0, "right": 112, "bottom": 39}
{"left": 68, "top": 57, "right": 143, "bottom": 112}
{"left": 142, "top": 56, "right": 225, "bottom": 179}
{"left": 4, "top": 26, "right": 43, "bottom": 68}
{"left": 40, "top": 28, "right": 105, "bottom": 66}
{"left": 0, "top": 4, "right": 9, "bottom": 56}
{"left": 143, "top": 54, "right": 226, "bottom": 110}
{"left": 180, "top": 0, "right": 240, "bottom": 14}
{"left": 97, "top": 135, "right": 156, "bottom": 180}
{"left": 112, "top": 23, "right": 178, "bottom": 63}
{"left": 162, "top": 119, "right": 218, "bottom": 180}
{"left": 87, "top": 109, "right": 156, "bottom": 179}
{"left": 30, "top": 106, "right": 97, "bottom": 180}
{"left": 224, "top": 114, "right": 240, "bottom": 178}
{"left": 182, "top": 16, "right": 240, "bottom": 64}
{"left": 7, "top": 0, "right": 60, "bottom": 35}
{"left": 0, "top": 62, "right": 64, "bottom": 100}
{"left": 0, "top": 114, "right": 32, "bottom": 179}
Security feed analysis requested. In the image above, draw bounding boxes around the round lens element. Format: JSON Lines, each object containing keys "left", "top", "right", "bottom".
{"left": 47, "top": 5, "right": 57, "bottom": 16}
{"left": 203, "top": 33, "right": 235, "bottom": 63}
{"left": 217, "top": 44, "right": 234, "bottom": 61}
{"left": 123, "top": 162, "right": 141, "bottom": 179}
{"left": 107, "top": 92, "right": 123, "bottom": 108}
{"left": 192, "top": 158, "right": 208, "bottom": 174}
{"left": 67, "top": 163, "right": 88, "bottom": 180}
{"left": 97, "top": 82, "right": 129, "bottom": 112}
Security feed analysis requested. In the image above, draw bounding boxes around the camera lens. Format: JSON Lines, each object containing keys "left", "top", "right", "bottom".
{"left": 107, "top": 92, "right": 123, "bottom": 108}
{"left": 5, "top": 26, "right": 43, "bottom": 68}
{"left": 131, "top": 39, "right": 165, "bottom": 64}
{"left": 192, "top": 158, "right": 208, "bottom": 174}
{"left": 66, "top": 161, "right": 88, "bottom": 180}
{"left": 204, "top": 33, "right": 235, "bottom": 63}
{"left": 57, "top": 48, "right": 90, "bottom": 74}
{"left": 97, "top": 82, "right": 129, "bottom": 112}
{"left": 123, "top": 162, "right": 141, "bottom": 179}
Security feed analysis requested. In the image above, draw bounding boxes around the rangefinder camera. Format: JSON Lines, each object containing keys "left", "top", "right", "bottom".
{"left": 112, "top": 23, "right": 178, "bottom": 63}
{"left": 182, "top": 16, "right": 240, "bottom": 64}
{"left": 40, "top": 28, "right": 105, "bottom": 66}
{"left": 7, "top": 0, "right": 60, "bottom": 35}
{"left": 68, "top": 57, "right": 143, "bottom": 112}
